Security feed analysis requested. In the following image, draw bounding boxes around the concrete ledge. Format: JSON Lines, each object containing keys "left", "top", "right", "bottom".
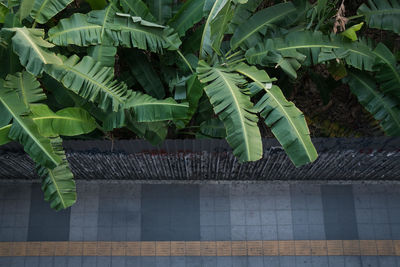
{"left": 0, "top": 138, "right": 399, "bottom": 180}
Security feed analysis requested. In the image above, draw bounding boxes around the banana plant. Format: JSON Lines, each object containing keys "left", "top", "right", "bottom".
{"left": 0, "top": 0, "right": 399, "bottom": 210}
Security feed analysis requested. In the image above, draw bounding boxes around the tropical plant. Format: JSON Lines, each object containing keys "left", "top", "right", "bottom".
{"left": 0, "top": 0, "right": 399, "bottom": 210}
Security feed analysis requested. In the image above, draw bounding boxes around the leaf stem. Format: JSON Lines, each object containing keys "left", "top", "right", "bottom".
{"left": 177, "top": 50, "right": 194, "bottom": 74}
{"left": 226, "top": 50, "right": 242, "bottom": 61}
{"left": 226, "top": 58, "right": 246, "bottom": 66}
{"left": 347, "top": 14, "right": 364, "bottom": 20}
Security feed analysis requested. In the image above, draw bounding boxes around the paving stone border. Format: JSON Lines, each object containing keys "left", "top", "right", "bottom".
{"left": 0, "top": 138, "right": 399, "bottom": 180}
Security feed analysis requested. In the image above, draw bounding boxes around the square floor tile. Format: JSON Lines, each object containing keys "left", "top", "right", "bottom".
{"left": 141, "top": 184, "right": 200, "bottom": 241}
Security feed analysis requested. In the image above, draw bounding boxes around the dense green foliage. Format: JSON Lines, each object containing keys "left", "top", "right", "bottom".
{"left": 0, "top": 0, "right": 399, "bottom": 210}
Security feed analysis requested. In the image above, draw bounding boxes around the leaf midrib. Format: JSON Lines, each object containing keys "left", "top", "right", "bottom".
{"left": 48, "top": 167, "right": 67, "bottom": 209}
{"left": 249, "top": 43, "right": 373, "bottom": 60}
{"left": 0, "top": 94, "right": 59, "bottom": 166}
{"left": 49, "top": 25, "right": 101, "bottom": 39}
{"left": 15, "top": 28, "right": 47, "bottom": 63}
{"left": 214, "top": 68, "right": 251, "bottom": 159}
{"left": 239, "top": 69, "right": 315, "bottom": 162}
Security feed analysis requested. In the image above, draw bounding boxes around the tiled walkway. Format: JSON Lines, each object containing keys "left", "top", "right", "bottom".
{"left": 0, "top": 181, "right": 400, "bottom": 266}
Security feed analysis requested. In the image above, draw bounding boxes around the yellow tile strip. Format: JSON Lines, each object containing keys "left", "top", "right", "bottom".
{"left": 0, "top": 240, "right": 399, "bottom": 256}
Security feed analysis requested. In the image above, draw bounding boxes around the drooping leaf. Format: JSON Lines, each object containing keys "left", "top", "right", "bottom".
{"left": 197, "top": 60, "right": 262, "bottom": 162}
{"left": 256, "top": 85, "right": 318, "bottom": 167}
{"left": 345, "top": 70, "right": 400, "bottom": 136}
{"left": 246, "top": 31, "right": 376, "bottom": 78}
{"left": 89, "top": 11, "right": 181, "bottom": 52}
{"left": 48, "top": 13, "right": 102, "bottom": 46}
{"left": 36, "top": 137, "right": 76, "bottom": 211}
{"left": 88, "top": 44, "right": 117, "bottom": 67}
{"left": 230, "top": 2, "right": 296, "bottom": 50}
{"left": 236, "top": 63, "right": 317, "bottom": 167}
{"left": 0, "top": 80, "right": 61, "bottom": 168}
{"left": 31, "top": 0, "right": 74, "bottom": 25}
{"left": 45, "top": 55, "right": 130, "bottom": 112}
{"left": 168, "top": 0, "right": 206, "bottom": 37}
{"left": 4, "top": 71, "right": 46, "bottom": 109}
{"left": 29, "top": 104, "right": 97, "bottom": 137}
{"left": 119, "top": 0, "right": 156, "bottom": 21}
{"left": 125, "top": 50, "right": 165, "bottom": 99}
{"left": 358, "top": 0, "right": 400, "bottom": 34}
{"left": 6, "top": 27, "right": 62, "bottom": 76}
{"left": 199, "top": 0, "right": 230, "bottom": 59}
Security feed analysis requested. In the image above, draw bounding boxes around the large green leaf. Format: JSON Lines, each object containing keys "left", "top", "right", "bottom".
{"left": 125, "top": 91, "right": 189, "bottom": 122}
{"left": 345, "top": 70, "right": 400, "bottom": 136}
{"left": 49, "top": 7, "right": 181, "bottom": 52}
{"left": 6, "top": 27, "right": 62, "bottom": 75}
{"left": 125, "top": 50, "right": 165, "bottom": 99}
{"left": 168, "top": 0, "right": 205, "bottom": 37}
{"left": 89, "top": 11, "right": 181, "bottom": 52}
{"left": 48, "top": 13, "right": 102, "bottom": 46}
{"left": 29, "top": 104, "right": 97, "bottom": 137}
{"left": 45, "top": 55, "right": 130, "bottom": 112}
{"left": 31, "top": 0, "right": 74, "bottom": 25}
{"left": 199, "top": 0, "right": 230, "bottom": 59}
{"left": 358, "top": 0, "right": 400, "bottom": 34}
{"left": 87, "top": 3, "right": 120, "bottom": 44}
{"left": 236, "top": 63, "right": 317, "bottom": 167}
{"left": 246, "top": 31, "right": 376, "bottom": 78}
{"left": 197, "top": 60, "right": 262, "bottom": 162}
{"left": 4, "top": 71, "right": 46, "bottom": 109}
{"left": 36, "top": 137, "right": 76, "bottom": 211}
{"left": 145, "top": 0, "right": 173, "bottom": 24}
{"left": 0, "top": 80, "right": 61, "bottom": 168}
{"left": 120, "top": 0, "right": 156, "bottom": 21}
{"left": 230, "top": 2, "right": 296, "bottom": 50}
{"left": 373, "top": 43, "right": 400, "bottom": 99}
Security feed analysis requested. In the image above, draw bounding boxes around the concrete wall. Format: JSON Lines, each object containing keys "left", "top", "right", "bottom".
{"left": 0, "top": 138, "right": 399, "bottom": 180}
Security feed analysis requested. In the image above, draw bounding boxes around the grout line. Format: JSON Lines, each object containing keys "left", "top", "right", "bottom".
{"left": 0, "top": 240, "right": 398, "bottom": 257}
